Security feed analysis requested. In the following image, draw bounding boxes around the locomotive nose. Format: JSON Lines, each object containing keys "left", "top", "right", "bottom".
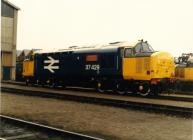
{"left": 150, "top": 51, "right": 175, "bottom": 78}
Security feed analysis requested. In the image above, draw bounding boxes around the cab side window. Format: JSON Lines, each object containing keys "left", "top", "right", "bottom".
{"left": 134, "top": 43, "right": 141, "bottom": 53}
{"left": 141, "top": 42, "right": 154, "bottom": 53}
{"left": 124, "top": 48, "right": 133, "bottom": 57}
{"left": 29, "top": 55, "right": 34, "bottom": 61}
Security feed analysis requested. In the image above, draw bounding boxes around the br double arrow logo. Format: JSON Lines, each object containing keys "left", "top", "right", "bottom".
{"left": 44, "top": 56, "right": 59, "bottom": 73}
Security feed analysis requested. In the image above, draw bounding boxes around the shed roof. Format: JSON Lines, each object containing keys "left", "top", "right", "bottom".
{"left": 2, "top": 0, "right": 20, "bottom": 10}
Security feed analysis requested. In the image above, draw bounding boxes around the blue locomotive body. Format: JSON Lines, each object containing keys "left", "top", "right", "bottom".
{"left": 33, "top": 47, "right": 123, "bottom": 87}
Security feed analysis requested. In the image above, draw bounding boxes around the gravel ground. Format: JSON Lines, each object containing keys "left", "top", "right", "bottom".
{"left": 1, "top": 92, "right": 192, "bottom": 140}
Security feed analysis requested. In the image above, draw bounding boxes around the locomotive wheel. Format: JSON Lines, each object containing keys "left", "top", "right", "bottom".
{"left": 115, "top": 83, "right": 125, "bottom": 95}
{"left": 138, "top": 83, "right": 151, "bottom": 96}
{"left": 97, "top": 82, "right": 105, "bottom": 93}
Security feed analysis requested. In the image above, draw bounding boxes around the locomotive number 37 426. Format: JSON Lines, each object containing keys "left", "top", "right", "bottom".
{"left": 85, "top": 64, "right": 100, "bottom": 70}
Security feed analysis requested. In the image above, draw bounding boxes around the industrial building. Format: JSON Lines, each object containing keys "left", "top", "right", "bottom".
{"left": 1, "top": 0, "right": 19, "bottom": 80}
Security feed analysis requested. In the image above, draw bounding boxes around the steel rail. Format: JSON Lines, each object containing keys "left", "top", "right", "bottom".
{"left": 1, "top": 81, "right": 193, "bottom": 102}
{"left": 0, "top": 115, "right": 104, "bottom": 140}
{"left": 1, "top": 86, "right": 193, "bottom": 118}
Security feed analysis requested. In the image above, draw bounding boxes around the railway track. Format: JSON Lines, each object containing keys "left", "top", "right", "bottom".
{"left": 2, "top": 80, "right": 193, "bottom": 102}
{"left": 1, "top": 83, "right": 193, "bottom": 118}
{"left": 0, "top": 115, "right": 103, "bottom": 140}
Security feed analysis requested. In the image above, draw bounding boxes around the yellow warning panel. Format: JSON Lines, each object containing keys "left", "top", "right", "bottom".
{"left": 22, "top": 60, "right": 34, "bottom": 77}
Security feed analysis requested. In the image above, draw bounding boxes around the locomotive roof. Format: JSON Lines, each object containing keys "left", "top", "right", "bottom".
{"left": 34, "top": 41, "right": 139, "bottom": 54}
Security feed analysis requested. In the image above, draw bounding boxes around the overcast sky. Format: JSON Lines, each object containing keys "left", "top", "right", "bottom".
{"left": 9, "top": 0, "right": 193, "bottom": 56}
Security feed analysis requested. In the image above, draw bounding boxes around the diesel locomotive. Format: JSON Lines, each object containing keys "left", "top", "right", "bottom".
{"left": 175, "top": 53, "right": 193, "bottom": 92}
{"left": 22, "top": 40, "right": 175, "bottom": 96}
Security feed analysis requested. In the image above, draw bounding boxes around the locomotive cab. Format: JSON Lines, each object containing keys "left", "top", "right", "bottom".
{"left": 124, "top": 41, "right": 154, "bottom": 57}
{"left": 123, "top": 40, "right": 175, "bottom": 96}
